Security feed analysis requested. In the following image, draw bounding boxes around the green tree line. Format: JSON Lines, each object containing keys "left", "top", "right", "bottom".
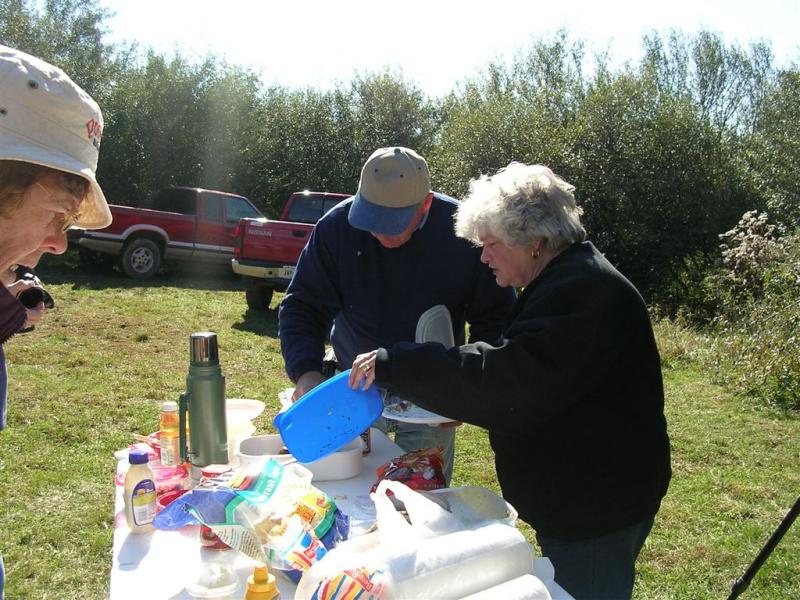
{"left": 2, "top": 0, "right": 798, "bottom": 406}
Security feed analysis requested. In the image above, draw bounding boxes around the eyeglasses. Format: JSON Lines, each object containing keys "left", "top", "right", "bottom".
{"left": 35, "top": 181, "right": 83, "bottom": 233}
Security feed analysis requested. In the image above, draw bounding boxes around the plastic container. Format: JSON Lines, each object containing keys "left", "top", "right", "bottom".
{"left": 116, "top": 462, "right": 189, "bottom": 495}
{"left": 237, "top": 434, "right": 364, "bottom": 481}
{"left": 460, "top": 574, "right": 549, "bottom": 600}
{"left": 237, "top": 435, "right": 294, "bottom": 467}
{"left": 226, "top": 398, "right": 266, "bottom": 422}
{"left": 304, "top": 437, "right": 364, "bottom": 481}
{"left": 156, "top": 488, "right": 188, "bottom": 512}
{"left": 226, "top": 398, "right": 264, "bottom": 467}
{"left": 198, "top": 465, "right": 233, "bottom": 550}
{"left": 272, "top": 370, "right": 382, "bottom": 463}
{"left": 426, "top": 486, "right": 519, "bottom": 527}
{"left": 123, "top": 449, "right": 156, "bottom": 533}
{"left": 185, "top": 562, "right": 239, "bottom": 599}
{"left": 199, "top": 524, "right": 231, "bottom": 550}
{"left": 415, "top": 304, "right": 455, "bottom": 348}
{"left": 200, "top": 464, "right": 232, "bottom": 479}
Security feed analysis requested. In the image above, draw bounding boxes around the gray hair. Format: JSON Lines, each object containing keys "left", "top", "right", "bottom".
{"left": 455, "top": 162, "right": 586, "bottom": 251}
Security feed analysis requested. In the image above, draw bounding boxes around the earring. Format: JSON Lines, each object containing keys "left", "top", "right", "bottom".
{"left": 532, "top": 249, "right": 540, "bottom": 259}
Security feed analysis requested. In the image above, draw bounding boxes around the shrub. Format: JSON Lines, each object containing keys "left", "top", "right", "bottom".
{"left": 701, "top": 211, "right": 800, "bottom": 409}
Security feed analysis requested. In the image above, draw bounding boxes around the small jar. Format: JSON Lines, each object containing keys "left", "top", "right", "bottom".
{"left": 199, "top": 524, "right": 231, "bottom": 550}
{"left": 198, "top": 464, "right": 232, "bottom": 550}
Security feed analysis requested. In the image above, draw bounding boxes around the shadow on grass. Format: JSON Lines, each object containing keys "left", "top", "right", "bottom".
{"left": 34, "top": 249, "right": 243, "bottom": 292}
{"left": 232, "top": 308, "right": 279, "bottom": 337}
{"left": 35, "top": 249, "right": 284, "bottom": 338}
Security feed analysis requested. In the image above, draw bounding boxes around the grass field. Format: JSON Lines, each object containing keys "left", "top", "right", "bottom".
{"left": 0, "top": 250, "right": 797, "bottom": 599}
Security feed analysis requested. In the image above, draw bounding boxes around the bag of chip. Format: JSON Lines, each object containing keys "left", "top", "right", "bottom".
{"left": 153, "top": 459, "right": 349, "bottom": 575}
{"left": 370, "top": 446, "right": 446, "bottom": 493}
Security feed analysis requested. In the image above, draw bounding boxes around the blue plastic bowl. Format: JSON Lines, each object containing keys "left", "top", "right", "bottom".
{"left": 273, "top": 370, "right": 383, "bottom": 463}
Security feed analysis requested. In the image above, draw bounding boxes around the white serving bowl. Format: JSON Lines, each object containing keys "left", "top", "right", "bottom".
{"left": 237, "top": 434, "right": 294, "bottom": 467}
{"left": 226, "top": 398, "right": 265, "bottom": 423}
{"left": 237, "top": 434, "right": 364, "bottom": 481}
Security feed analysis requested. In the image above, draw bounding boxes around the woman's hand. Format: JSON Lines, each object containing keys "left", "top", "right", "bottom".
{"left": 350, "top": 350, "right": 379, "bottom": 391}
{"left": 7, "top": 279, "right": 46, "bottom": 330}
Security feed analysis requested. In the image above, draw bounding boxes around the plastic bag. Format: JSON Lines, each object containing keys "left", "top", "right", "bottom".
{"left": 370, "top": 447, "right": 446, "bottom": 493}
{"left": 460, "top": 574, "right": 552, "bottom": 600}
{"left": 373, "top": 479, "right": 463, "bottom": 544}
{"left": 296, "top": 481, "right": 536, "bottom": 600}
{"left": 153, "top": 459, "right": 348, "bottom": 573}
{"left": 294, "top": 531, "right": 387, "bottom": 600}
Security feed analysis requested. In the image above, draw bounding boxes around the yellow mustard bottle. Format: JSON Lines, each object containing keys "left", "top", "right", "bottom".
{"left": 159, "top": 400, "right": 180, "bottom": 466}
{"left": 244, "top": 563, "right": 280, "bottom": 599}
{"left": 123, "top": 449, "right": 156, "bottom": 533}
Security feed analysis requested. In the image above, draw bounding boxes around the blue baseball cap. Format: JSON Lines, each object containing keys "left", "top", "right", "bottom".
{"left": 348, "top": 147, "right": 431, "bottom": 235}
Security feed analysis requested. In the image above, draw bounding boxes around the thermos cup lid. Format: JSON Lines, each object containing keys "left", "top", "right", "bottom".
{"left": 190, "top": 331, "right": 219, "bottom": 366}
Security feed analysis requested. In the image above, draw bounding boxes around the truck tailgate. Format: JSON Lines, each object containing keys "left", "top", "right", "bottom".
{"left": 240, "top": 219, "right": 313, "bottom": 264}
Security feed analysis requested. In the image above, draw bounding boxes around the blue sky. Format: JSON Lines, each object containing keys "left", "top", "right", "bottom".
{"left": 100, "top": 0, "right": 799, "bottom": 97}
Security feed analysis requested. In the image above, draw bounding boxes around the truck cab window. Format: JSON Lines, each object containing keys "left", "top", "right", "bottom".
{"left": 323, "top": 198, "right": 344, "bottom": 215}
{"left": 286, "top": 196, "right": 323, "bottom": 224}
{"left": 152, "top": 188, "right": 197, "bottom": 215}
{"left": 225, "top": 197, "right": 261, "bottom": 222}
{"left": 202, "top": 194, "right": 224, "bottom": 223}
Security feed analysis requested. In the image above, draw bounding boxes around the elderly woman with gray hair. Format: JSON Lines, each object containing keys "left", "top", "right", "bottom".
{"left": 350, "top": 162, "right": 671, "bottom": 599}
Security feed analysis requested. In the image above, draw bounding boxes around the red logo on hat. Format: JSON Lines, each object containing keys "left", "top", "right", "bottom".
{"left": 86, "top": 118, "right": 102, "bottom": 150}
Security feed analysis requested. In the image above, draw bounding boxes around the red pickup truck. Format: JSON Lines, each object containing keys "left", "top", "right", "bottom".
{"left": 72, "top": 186, "right": 264, "bottom": 278}
{"left": 232, "top": 191, "right": 349, "bottom": 309}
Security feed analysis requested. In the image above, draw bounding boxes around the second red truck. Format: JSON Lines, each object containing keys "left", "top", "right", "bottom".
{"left": 232, "top": 190, "right": 349, "bottom": 309}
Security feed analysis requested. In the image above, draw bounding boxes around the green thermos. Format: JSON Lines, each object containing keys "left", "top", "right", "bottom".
{"left": 179, "top": 331, "right": 228, "bottom": 480}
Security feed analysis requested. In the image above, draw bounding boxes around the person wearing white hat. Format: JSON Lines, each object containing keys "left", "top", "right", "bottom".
{"left": 0, "top": 45, "right": 112, "bottom": 598}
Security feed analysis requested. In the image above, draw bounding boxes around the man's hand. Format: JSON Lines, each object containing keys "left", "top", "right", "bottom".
{"left": 292, "top": 371, "right": 326, "bottom": 402}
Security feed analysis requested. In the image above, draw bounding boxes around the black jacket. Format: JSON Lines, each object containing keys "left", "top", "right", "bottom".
{"left": 374, "top": 241, "right": 671, "bottom": 540}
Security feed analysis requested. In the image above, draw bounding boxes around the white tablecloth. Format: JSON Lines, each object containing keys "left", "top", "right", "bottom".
{"left": 110, "top": 428, "right": 572, "bottom": 599}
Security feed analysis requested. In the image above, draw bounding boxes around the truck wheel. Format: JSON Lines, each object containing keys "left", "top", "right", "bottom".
{"left": 245, "top": 285, "right": 274, "bottom": 310}
{"left": 121, "top": 238, "right": 162, "bottom": 279}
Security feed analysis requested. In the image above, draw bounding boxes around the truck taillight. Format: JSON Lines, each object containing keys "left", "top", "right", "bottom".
{"left": 232, "top": 223, "right": 243, "bottom": 257}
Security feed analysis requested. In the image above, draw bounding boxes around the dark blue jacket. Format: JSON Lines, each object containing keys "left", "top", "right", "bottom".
{"left": 279, "top": 194, "right": 516, "bottom": 382}
{"left": 374, "top": 242, "right": 671, "bottom": 539}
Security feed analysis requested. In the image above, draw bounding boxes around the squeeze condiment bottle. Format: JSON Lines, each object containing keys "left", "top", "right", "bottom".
{"left": 159, "top": 400, "right": 180, "bottom": 466}
{"left": 244, "top": 563, "right": 280, "bottom": 600}
{"left": 123, "top": 449, "right": 156, "bottom": 533}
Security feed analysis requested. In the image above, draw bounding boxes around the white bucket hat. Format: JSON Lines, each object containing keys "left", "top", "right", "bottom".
{"left": 0, "top": 45, "right": 112, "bottom": 229}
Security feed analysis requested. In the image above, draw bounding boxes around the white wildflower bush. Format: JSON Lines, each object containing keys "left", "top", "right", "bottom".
{"left": 704, "top": 211, "right": 800, "bottom": 409}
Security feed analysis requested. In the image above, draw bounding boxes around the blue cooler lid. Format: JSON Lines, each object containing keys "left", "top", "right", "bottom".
{"left": 273, "top": 370, "right": 382, "bottom": 463}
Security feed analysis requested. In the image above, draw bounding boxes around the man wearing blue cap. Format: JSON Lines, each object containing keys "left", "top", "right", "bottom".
{"left": 279, "top": 147, "right": 515, "bottom": 482}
